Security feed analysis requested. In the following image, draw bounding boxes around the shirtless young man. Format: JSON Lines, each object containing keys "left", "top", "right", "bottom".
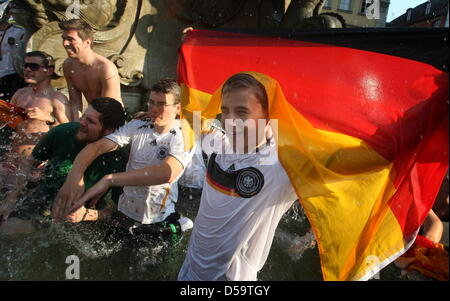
{"left": 9, "top": 51, "right": 70, "bottom": 158}
{"left": 59, "top": 19, "right": 122, "bottom": 121}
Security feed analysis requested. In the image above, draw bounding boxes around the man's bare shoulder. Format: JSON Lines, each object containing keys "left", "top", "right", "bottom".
{"left": 50, "top": 90, "right": 69, "bottom": 105}
{"left": 13, "top": 87, "right": 33, "bottom": 99}
{"left": 62, "top": 58, "right": 78, "bottom": 67}
{"left": 94, "top": 54, "right": 118, "bottom": 74}
{"left": 62, "top": 58, "right": 80, "bottom": 76}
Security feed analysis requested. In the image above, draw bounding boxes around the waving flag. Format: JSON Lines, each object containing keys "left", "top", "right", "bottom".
{"left": 178, "top": 29, "right": 449, "bottom": 280}
{"left": 0, "top": 99, "right": 27, "bottom": 129}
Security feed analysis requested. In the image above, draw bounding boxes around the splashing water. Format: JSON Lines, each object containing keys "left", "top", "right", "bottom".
{"left": 0, "top": 186, "right": 407, "bottom": 280}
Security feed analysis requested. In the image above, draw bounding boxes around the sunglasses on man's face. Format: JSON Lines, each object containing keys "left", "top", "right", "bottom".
{"left": 24, "top": 62, "right": 46, "bottom": 71}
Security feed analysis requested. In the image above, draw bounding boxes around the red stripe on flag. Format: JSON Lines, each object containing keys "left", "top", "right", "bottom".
{"left": 178, "top": 30, "right": 447, "bottom": 162}
{"left": 178, "top": 29, "right": 449, "bottom": 239}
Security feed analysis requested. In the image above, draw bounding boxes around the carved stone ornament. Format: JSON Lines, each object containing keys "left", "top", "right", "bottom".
{"left": 11, "top": 0, "right": 146, "bottom": 88}
{"left": 109, "top": 54, "right": 144, "bottom": 87}
{"left": 281, "top": 0, "right": 346, "bottom": 29}
{"left": 9, "top": 0, "right": 347, "bottom": 92}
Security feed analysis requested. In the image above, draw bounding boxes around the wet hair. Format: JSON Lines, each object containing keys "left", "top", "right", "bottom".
{"left": 58, "top": 19, "right": 94, "bottom": 42}
{"left": 25, "top": 51, "right": 55, "bottom": 69}
{"left": 222, "top": 73, "right": 269, "bottom": 113}
{"left": 149, "top": 78, "right": 181, "bottom": 104}
{"left": 90, "top": 97, "right": 125, "bottom": 131}
{"left": 25, "top": 51, "right": 59, "bottom": 79}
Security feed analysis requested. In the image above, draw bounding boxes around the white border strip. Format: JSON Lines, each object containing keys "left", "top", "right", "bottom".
{"left": 355, "top": 230, "right": 419, "bottom": 281}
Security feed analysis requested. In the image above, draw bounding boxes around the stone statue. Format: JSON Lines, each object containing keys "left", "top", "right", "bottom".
{"left": 162, "top": 0, "right": 345, "bottom": 29}
{"left": 11, "top": 0, "right": 144, "bottom": 88}
{"left": 281, "top": 0, "right": 345, "bottom": 28}
{"left": 9, "top": 0, "right": 345, "bottom": 112}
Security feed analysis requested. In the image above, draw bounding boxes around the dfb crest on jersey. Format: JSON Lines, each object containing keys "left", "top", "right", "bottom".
{"left": 157, "top": 145, "right": 170, "bottom": 160}
{"left": 235, "top": 167, "right": 264, "bottom": 198}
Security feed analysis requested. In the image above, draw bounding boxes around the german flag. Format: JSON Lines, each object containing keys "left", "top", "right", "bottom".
{"left": 177, "top": 29, "right": 449, "bottom": 281}
{"left": 0, "top": 99, "right": 27, "bottom": 129}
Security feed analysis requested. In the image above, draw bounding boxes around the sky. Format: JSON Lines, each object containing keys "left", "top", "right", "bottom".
{"left": 386, "top": 0, "right": 429, "bottom": 22}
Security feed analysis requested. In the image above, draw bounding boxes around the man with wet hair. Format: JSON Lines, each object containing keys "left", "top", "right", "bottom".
{"left": 0, "top": 97, "right": 127, "bottom": 234}
{"left": 59, "top": 19, "right": 122, "bottom": 121}
{"left": 53, "top": 79, "right": 194, "bottom": 237}
{"left": 7, "top": 51, "right": 70, "bottom": 159}
{"left": 178, "top": 72, "right": 298, "bottom": 281}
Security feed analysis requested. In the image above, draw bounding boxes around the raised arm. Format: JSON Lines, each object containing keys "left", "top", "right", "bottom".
{"left": 51, "top": 94, "right": 71, "bottom": 125}
{"left": 52, "top": 137, "right": 119, "bottom": 221}
{"left": 107, "top": 155, "right": 184, "bottom": 186}
{"left": 100, "top": 62, "right": 123, "bottom": 106}
{"left": 70, "top": 155, "right": 184, "bottom": 213}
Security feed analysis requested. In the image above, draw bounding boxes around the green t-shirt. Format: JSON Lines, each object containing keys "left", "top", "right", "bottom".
{"left": 28, "top": 122, "right": 128, "bottom": 215}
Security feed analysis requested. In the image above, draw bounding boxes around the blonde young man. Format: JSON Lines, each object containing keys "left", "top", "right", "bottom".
{"left": 178, "top": 72, "right": 298, "bottom": 281}
{"left": 53, "top": 79, "right": 193, "bottom": 236}
{"left": 59, "top": 19, "right": 122, "bottom": 121}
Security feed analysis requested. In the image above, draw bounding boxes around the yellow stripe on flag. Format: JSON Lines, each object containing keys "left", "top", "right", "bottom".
{"left": 181, "top": 78, "right": 402, "bottom": 280}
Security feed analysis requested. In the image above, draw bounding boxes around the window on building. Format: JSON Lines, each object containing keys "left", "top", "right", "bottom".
{"left": 406, "top": 9, "right": 412, "bottom": 22}
{"left": 425, "top": 1, "right": 432, "bottom": 15}
{"left": 338, "top": 0, "right": 352, "bottom": 11}
{"left": 324, "top": 0, "right": 332, "bottom": 9}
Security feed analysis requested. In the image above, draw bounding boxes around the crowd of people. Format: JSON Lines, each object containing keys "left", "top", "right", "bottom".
{"left": 0, "top": 17, "right": 303, "bottom": 281}
{"left": 0, "top": 13, "right": 448, "bottom": 281}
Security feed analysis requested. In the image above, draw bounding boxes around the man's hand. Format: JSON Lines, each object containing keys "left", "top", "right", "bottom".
{"left": 66, "top": 206, "right": 113, "bottom": 222}
{"left": 52, "top": 138, "right": 118, "bottom": 221}
{"left": 68, "top": 175, "right": 111, "bottom": 214}
{"left": 52, "top": 173, "right": 85, "bottom": 221}
{"left": 66, "top": 205, "right": 88, "bottom": 223}
{"left": 25, "top": 107, "right": 52, "bottom": 122}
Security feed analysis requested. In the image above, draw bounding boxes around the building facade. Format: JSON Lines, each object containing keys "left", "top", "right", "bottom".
{"left": 322, "top": 0, "right": 391, "bottom": 27}
{"left": 387, "top": 0, "right": 449, "bottom": 28}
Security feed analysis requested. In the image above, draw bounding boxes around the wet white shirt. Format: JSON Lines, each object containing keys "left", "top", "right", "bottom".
{"left": 106, "top": 119, "right": 193, "bottom": 224}
{"left": 178, "top": 130, "right": 297, "bottom": 281}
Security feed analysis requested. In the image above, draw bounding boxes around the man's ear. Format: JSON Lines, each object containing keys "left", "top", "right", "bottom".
{"left": 46, "top": 66, "right": 55, "bottom": 77}
{"left": 85, "top": 38, "right": 92, "bottom": 49}
{"left": 174, "top": 103, "right": 182, "bottom": 119}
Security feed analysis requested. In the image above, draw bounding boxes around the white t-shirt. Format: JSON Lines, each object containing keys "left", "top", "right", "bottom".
{"left": 178, "top": 140, "right": 206, "bottom": 189}
{"left": 0, "top": 24, "right": 24, "bottom": 78}
{"left": 178, "top": 130, "right": 297, "bottom": 281}
{"left": 105, "top": 119, "right": 193, "bottom": 224}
